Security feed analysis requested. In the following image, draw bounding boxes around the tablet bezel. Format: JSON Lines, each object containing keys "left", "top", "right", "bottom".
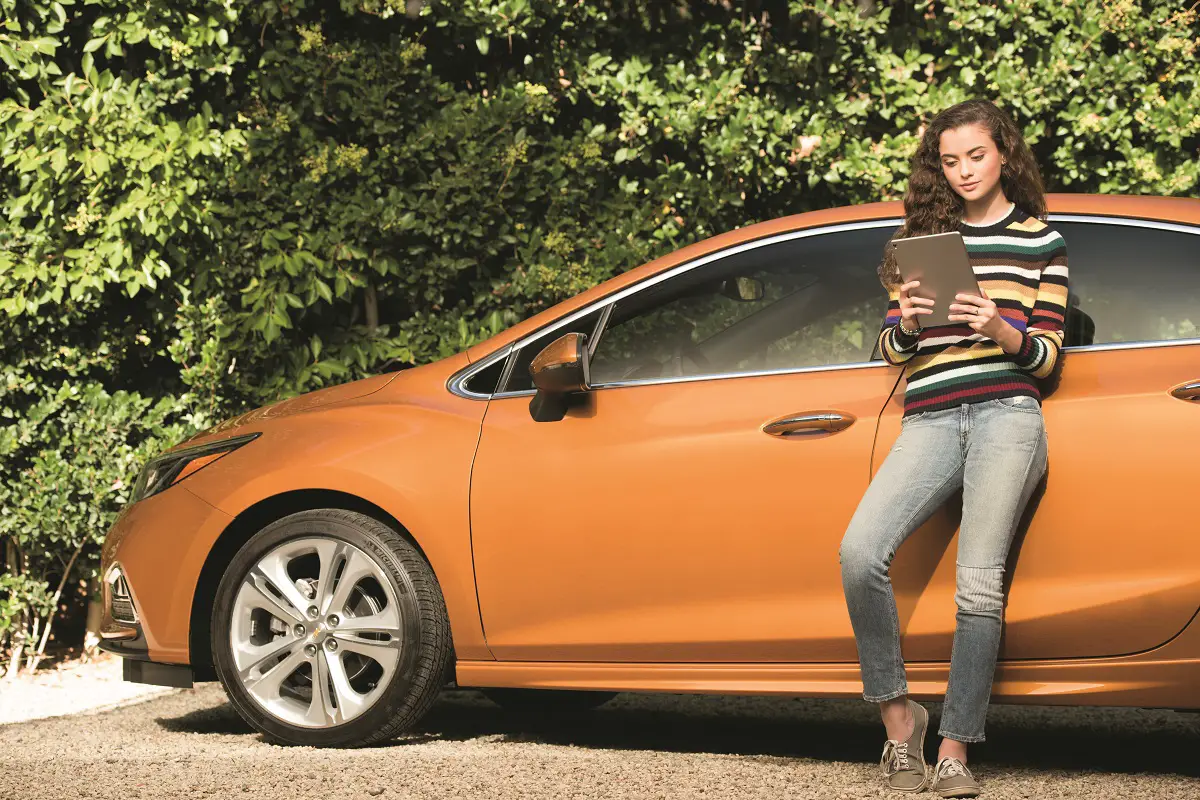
{"left": 891, "top": 231, "right": 981, "bottom": 328}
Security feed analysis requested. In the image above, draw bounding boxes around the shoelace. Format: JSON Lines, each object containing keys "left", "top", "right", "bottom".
{"left": 936, "top": 757, "right": 970, "bottom": 781}
{"left": 879, "top": 740, "right": 912, "bottom": 776}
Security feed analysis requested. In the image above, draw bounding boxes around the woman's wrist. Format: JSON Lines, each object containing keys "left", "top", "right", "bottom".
{"left": 997, "top": 323, "right": 1023, "bottom": 354}
{"left": 898, "top": 318, "right": 921, "bottom": 336}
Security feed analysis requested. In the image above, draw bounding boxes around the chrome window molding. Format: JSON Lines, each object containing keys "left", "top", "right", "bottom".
{"left": 1061, "top": 336, "right": 1200, "bottom": 354}
{"left": 447, "top": 213, "right": 1200, "bottom": 399}
{"left": 491, "top": 358, "right": 888, "bottom": 399}
{"left": 1050, "top": 213, "right": 1200, "bottom": 236}
{"left": 447, "top": 344, "right": 512, "bottom": 400}
{"left": 495, "top": 343, "right": 518, "bottom": 396}
{"left": 588, "top": 303, "right": 614, "bottom": 357}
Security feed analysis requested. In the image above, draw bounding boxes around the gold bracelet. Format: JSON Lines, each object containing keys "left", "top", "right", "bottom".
{"left": 898, "top": 320, "right": 921, "bottom": 337}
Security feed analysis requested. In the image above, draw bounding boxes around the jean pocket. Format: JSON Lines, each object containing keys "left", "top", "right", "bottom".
{"left": 900, "top": 410, "right": 931, "bottom": 426}
{"left": 992, "top": 395, "right": 1042, "bottom": 414}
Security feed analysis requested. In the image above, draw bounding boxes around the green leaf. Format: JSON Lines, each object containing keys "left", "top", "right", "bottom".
{"left": 314, "top": 279, "right": 333, "bottom": 303}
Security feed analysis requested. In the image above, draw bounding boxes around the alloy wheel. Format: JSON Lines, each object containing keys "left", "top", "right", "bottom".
{"left": 229, "top": 537, "right": 403, "bottom": 728}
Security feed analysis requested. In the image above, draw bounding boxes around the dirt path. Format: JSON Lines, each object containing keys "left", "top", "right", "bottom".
{"left": 1, "top": 684, "right": 1196, "bottom": 799}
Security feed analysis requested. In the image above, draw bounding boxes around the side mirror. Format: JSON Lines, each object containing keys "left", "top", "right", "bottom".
{"left": 528, "top": 332, "right": 591, "bottom": 422}
{"left": 720, "top": 276, "right": 764, "bottom": 302}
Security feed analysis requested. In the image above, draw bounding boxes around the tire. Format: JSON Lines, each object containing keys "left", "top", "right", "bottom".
{"left": 211, "top": 509, "right": 452, "bottom": 747}
{"left": 482, "top": 688, "right": 617, "bottom": 713}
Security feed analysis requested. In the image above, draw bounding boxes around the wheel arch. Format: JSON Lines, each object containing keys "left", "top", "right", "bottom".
{"left": 188, "top": 488, "right": 446, "bottom": 681}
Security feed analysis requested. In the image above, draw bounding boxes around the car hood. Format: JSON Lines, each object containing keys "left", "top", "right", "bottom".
{"left": 178, "top": 372, "right": 400, "bottom": 449}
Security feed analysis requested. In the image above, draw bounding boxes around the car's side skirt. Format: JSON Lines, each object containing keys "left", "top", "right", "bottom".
{"left": 456, "top": 657, "right": 1200, "bottom": 710}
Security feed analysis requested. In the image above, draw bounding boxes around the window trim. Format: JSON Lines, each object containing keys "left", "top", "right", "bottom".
{"left": 447, "top": 214, "right": 1200, "bottom": 399}
{"left": 448, "top": 344, "right": 512, "bottom": 400}
{"left": 493, "top": 305, "right": 609, "bottom": 396}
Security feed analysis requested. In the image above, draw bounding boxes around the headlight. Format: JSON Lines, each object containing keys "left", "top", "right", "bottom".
{"left": 130, "top": 432, "right": 259, "bottom": 503}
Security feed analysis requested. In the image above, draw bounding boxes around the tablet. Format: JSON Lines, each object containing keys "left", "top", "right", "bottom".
{"left": 891, "top": 231, "right": 981, "bottom": 328}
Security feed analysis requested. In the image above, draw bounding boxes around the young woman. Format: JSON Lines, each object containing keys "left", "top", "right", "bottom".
{"left": 838, "top": 99, "right": 1069, "bottom": 797}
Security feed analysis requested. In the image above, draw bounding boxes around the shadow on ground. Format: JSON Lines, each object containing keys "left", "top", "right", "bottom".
{"left": 157, "top": 689, "right": 1200, "bottom": 777}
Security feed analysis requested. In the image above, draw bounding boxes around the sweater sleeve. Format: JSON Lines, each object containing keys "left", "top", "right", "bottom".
{"left": 1013, "top": 232, "right": 1068, "bottom": 378}
{"left": 877, "top": 284, "right": 920, "bottom": 365}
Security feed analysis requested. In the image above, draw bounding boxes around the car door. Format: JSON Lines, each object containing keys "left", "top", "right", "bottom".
{"left": 468, "top": 222, "right": 905, "bottom": 663}
{"left": 871, "top": 213, "right": 1200, "bottom": 661}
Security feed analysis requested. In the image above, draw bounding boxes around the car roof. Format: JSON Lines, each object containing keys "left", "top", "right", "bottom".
{"left": 465, "top": 193, "right": 1200, "bottom": 363}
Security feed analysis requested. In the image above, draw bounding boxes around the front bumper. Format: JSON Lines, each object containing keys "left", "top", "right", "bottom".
{"left": 122, "top": 658, "right": 195, "bottom": 688}
{"left": 97, "top": 629, "right": 195, "bottom": 688}
{"left": 96, "top": 563, "right": 195, "bottom": 688}
{"left": 99, "top": 485, "right": 234, "bottom": 667}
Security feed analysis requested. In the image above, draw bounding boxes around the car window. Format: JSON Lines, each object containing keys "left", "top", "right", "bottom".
{"left": 588, "top": 226, "right": 897, "bottom": 384}
{"left": 501, "top": 308, "right": 605, "bottom": 393}
{"left": 1055, "top": 221, "right": 1199, "bottom": 347}
{"left": 463, "top": 357, "right": 506, "bottom": 395}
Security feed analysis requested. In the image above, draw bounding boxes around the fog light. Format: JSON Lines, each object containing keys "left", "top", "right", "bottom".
{"left": 107, "top": 565, "right": 139, "bottom": 624}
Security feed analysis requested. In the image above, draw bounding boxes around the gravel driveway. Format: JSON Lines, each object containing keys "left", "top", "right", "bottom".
{"left": 2, "top": 684, "right": 1197, "bottom": 799}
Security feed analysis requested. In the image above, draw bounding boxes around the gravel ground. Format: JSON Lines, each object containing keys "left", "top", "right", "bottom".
{"left": 1, "top": 683, "right": 1197, "bottom": 800}
{"left": 0, "top": 653, "right": 176, "bottom": 725}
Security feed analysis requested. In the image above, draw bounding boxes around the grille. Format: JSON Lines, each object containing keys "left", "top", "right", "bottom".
{"left": 111, "top": 595, "right": 136, "bottom": 623}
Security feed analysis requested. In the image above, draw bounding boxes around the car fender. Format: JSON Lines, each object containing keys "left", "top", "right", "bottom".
{"left": 181, "top": 355, "right": 493, "bottom": 661}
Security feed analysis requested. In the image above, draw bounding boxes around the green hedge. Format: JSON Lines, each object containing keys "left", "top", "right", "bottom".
{"left": 2, "top": 0, "right": 1197, "bottom": 670}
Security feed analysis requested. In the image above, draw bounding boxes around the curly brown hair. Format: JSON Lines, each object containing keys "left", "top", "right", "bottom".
{"left": 878, "top": 99, "right": 1048, "bottom": 287}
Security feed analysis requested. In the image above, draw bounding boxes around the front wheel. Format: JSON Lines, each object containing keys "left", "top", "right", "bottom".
{"left": 212, "top": 509, "right": 452, "bottom": 747}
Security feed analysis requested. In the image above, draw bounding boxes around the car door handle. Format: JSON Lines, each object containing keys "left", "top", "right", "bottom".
{"left": 1170, "top": 381, "right": 1200, "bottom": 402}
{"left": 762, "top": 411, "right": 857, "bottom": 437}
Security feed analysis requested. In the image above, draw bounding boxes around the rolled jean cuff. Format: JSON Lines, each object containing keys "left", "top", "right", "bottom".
{"left": 862, "top": 686, "right": 909, "bottom": 703}
{"left": 938, "top": 728, "right": 985, "bottom": 744}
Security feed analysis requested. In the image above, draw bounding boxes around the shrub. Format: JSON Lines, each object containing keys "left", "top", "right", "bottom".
{"left": 2, "top": 0, "right": 1197, "bottom": 669}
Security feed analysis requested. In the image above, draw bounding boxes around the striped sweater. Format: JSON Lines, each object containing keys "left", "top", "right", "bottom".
{"left": 877, "top": 202, "right": 1069, "bottom": 417}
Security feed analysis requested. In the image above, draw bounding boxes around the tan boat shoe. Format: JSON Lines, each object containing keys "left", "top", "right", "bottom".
{"left": 931, "top": 756, "right": 981, "bottom": 798}
{"left": 878, "top": 699, "right": 928, "bottom": 792}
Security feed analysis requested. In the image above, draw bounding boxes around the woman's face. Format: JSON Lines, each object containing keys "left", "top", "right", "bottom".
{"left": 938, "top": 123, "right": 1005, "bottom": 202}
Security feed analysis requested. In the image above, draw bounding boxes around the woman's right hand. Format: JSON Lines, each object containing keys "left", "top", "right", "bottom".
{"left": 898, "top": 280, "right": 934, "bottom": 331}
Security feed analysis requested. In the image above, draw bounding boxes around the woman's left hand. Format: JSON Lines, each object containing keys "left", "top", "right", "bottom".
{"left": 947, "top": 287, "right": 1014, "bottom": 342}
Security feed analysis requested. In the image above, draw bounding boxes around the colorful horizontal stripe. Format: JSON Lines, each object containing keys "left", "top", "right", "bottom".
{"left": 877, "top": 203, "right": 1069, "bottom": 417}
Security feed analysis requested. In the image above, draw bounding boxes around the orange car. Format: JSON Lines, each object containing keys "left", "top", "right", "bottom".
{"left": 100, "top": 194, "right": 1200, "bottom": 746}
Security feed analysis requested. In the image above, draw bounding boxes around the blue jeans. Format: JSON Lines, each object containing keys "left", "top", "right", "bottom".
{"left": 838, "top": 396, "right": 1049, "bottom": 742}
